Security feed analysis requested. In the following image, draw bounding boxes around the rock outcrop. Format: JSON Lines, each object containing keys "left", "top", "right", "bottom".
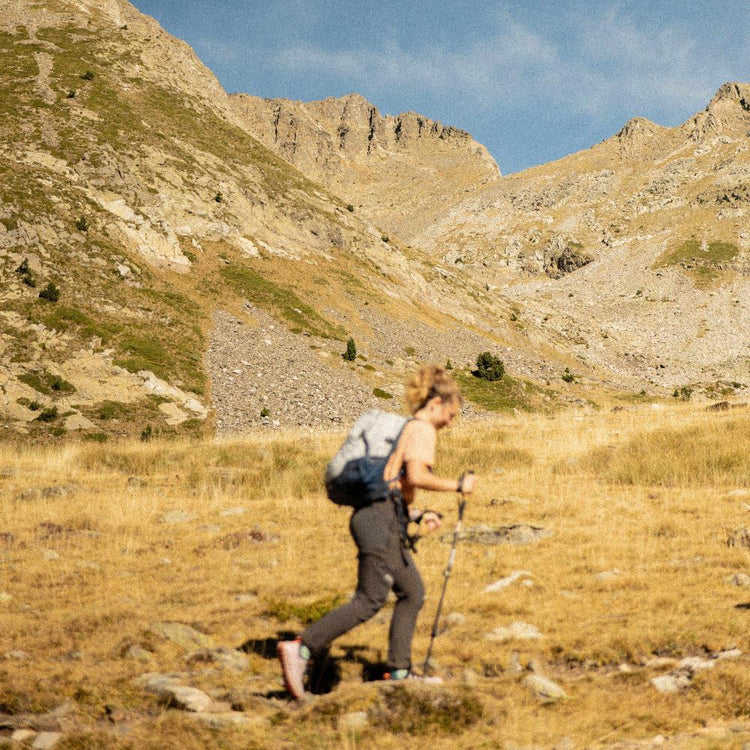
{"left": 230, "top": 92, "right": 501, "bottom": 242}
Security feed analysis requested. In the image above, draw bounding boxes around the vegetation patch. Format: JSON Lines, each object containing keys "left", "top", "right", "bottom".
{"left": 373, "top": 388, "right": 393, "bottom": 400}
{"left": 374, "top": 685, "right": 483, "bottom": 735}
{"left": 654, "top": 240, "right": 740, "bottom": 285}
{"left": 221, "top": 263, "right": 343, "bottom": 339}
{"left": 18, "top": 371, "right": 75, "bottom": 396}
{"left": 582, "top": 416, "right": 750, "bottom": 487}
{"left": 456, "top": 370, "right": 554, "bottom": 414}
{"left": 263, "top": 594, "right": 346, "bottom": 625}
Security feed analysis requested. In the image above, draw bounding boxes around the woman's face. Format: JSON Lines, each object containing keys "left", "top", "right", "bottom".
{"left": 431, "top": 396, "right": 460, "bottom": 429}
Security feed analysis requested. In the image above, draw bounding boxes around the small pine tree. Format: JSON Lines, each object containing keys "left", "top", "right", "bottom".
{"left": 475, "top": 351, "right": 504, "bottom": 381}
{"left": 561, "top": 367, "right": 575, "bottom": 383}
{"left": 38, "top": 282, "right": 60, "bottom": 302}
{"left": 343, "top": 337, "right": 357, "bottom": 362}
{"left": 76, "top": 216, "right": 89, "bottom": 232}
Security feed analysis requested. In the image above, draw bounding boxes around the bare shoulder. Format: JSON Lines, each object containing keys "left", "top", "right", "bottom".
{"left": 401, "top": 418, "right": 436, "bottom": 455}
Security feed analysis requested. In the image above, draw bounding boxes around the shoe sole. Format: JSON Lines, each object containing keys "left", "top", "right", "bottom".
{"left": 277, "top": 642, "right": 305, "bottom": 700}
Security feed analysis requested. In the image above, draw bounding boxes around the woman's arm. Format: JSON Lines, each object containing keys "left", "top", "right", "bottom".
{"left": 404, "top": 461, "right": 476, "bottom": 494}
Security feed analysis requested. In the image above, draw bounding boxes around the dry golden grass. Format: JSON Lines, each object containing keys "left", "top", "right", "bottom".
{"left": 0, "top": 405, "right": 748, "bottom": 749}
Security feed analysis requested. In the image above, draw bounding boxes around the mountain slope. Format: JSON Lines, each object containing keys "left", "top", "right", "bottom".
{"left": 0, "top": 0, "right": 549, "bottom": 439}
{"left": 238, "top": 82, "right": 749, "bottom": 394}
{"left": 230, "top": 92, "right": 501, "bottom": 243}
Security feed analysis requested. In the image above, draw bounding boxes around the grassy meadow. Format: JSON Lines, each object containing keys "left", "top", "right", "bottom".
{"left": 0, "top": 404, "right": 748, "bottom": 749}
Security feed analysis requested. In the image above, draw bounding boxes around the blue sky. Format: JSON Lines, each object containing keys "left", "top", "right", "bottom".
{"left": 134, "top": 1, "right": 749, "bottom": 174}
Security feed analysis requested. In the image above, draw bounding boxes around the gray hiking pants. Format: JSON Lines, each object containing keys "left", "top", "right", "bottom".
{"left": 301, "top": 499, "right": 425, "bottom": 671}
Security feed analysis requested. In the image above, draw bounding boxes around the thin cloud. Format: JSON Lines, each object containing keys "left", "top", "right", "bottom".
{"left": 272, "top": 4, "right": 743, "bottom": 123}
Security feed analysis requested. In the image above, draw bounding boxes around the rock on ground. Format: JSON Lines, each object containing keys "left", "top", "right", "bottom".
{"left": 523, "top": 674, "right": 568, "bottom": 702}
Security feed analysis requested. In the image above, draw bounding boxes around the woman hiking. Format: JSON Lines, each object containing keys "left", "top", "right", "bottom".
{"left": 277, "top": 364, "right": 476, "bottom": 700}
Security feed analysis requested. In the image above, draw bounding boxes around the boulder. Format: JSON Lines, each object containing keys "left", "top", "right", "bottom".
{"left": 523, "top": 674, "right": 567, "bottom": 702}
{"left": 147, "top": 622, "right": 216, "bottom": 650}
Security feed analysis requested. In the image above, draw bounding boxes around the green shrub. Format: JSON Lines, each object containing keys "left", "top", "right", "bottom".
{"left": 373, "top": 388, "right": 393, "bottom": 400}
{"left": 446, "top": 359, "right": 453, "bottom": 370}
{"left": 474, "top": 352, "right": 504, "bottom": 381}
{"left": 39, "top": 282, "right": 60, "bottom": 302}
{"left": 260, "top": 407, "right": 270, "bottom": 418}
{"left": 346, "top": 203, "right": 354, "bottom": 212}
{"left": 97, "top": 400, "right": 128, "bottom": 420}
{"left": 75, "top": 217, "right": 89, "bottom": 232}
{"left": 50, "top": 376, "right": 74, "bottom": 393}
{"left": 22, "top": 273, "right": 36, "bottom": 288}
{"left": 81, "top": 70, "right": 95, "bottom": 80}
{"left": 140, "top": 424, "right": 153, "bottom": 442}
{"left": 561, "top": 368, "right": 576, "bottom": 383}
{"left": 673, "top": 386, "right": 693, "bottom": 401}
{"left": 381, "top": 235, "right": 390, "bottom": 243}
{"left": 342, "top": 337, "right": 357, "bottom": 362}
{"left": 83, "top": 433, "right": 108, "bottom": 443}
{"left": 214, "top": 191, "right": 223, "bottom": 203}
{"left": 36, "top": 407, "right": 58, "bottom": 423}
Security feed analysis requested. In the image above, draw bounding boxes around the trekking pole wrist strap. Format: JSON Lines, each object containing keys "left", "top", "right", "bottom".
{"left": 457, "top": 473, "right": 465, "bottom": 493}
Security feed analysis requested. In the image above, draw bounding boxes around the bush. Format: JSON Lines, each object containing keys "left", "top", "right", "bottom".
{"left": 39, "top": 282, "right": 60, "bottom": 302}
{"left": 75, "top": 217, "right": 89, "bottom": 232}
{"left": 346, "top": 203, "right": 354, "bottom": 212}
{"left": 81, "top": 70, "right": 95, "bottom": 80}
{"left": 260, "top": 407, "right": 270, "bottom": 418}
{"left": 673, "top": 386, "right": 693, "bottom": 401}
{"left": 474, "top": 352, "right": 504, "bottom": 381}
{"left": 561, "top": 368, "right": 575, "bottom": 383}
{"left": 140, "top": 424, "right": 153, "bottom": 442}
{"left": 373, "top": 388, "right": 393, "bottom": 400}
{"left": 214, "top": 191, "right": 223, "bottom": 203}
{"left": 36, "top": 407, "right": 59, "bottom": 423}
{"left": 342, "top": 337, "right": 357, "bottom": 362}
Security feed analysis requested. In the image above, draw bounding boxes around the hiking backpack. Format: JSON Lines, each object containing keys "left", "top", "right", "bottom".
{"left": 325, "top": 410, "right": 410, "bottom": 508}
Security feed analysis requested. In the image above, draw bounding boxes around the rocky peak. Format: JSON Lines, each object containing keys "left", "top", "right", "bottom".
{"left": 684, "top": 81, "right": 750, "bottom": 141}
{"left": 616, "top": 117, "right": 662, "bottom": 142}
{"left": 231, "top": 92, "right": 500, "bottom": 241}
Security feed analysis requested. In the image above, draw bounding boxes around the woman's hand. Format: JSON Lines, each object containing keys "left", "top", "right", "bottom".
{"left": 459, "top": 471, "right": 476, "bottom": 494}
{"left": 421, "top": 511, "right": 442, "bottom": 534}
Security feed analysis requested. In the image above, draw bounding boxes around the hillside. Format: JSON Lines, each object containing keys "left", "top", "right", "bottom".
{"left": 242, "top": 84, "right": 750, "bottom": 396}
{"left": 1, "top": 0, "right": 747, "bottom": 445}
{"left": 0, "top": 0, "right": 545, "bottom": 441}
{"left": 416, "top": 83, "right": 750, "bottom": 392}
{"left": 230, "top": 92, "right": 501, "bottom": 243}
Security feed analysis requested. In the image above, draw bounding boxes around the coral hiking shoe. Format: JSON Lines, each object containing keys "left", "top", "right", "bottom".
{"left": 277, "top": 639, "right": 308, "bottom": 700}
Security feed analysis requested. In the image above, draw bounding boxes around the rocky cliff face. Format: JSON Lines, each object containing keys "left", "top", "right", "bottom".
{"left": 415, "top": 81, "right": 749, "bottom": 391}
{"left": 230, "top": 93, "right": 501, "bottom": 242}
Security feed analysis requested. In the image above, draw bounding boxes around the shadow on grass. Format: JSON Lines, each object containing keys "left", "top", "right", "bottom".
{"left": 239, "top": 633, "right": 385, "bottom": 696}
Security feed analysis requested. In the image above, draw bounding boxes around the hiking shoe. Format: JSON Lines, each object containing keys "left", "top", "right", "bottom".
{"left": 277, "top": 639, "right": 308, "bottom": 700}
{"left": 383, "top": 669, "right": 444, "bottom": 685}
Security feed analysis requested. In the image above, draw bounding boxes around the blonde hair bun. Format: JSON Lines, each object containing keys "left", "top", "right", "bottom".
{"left": 405, "top": 364, "right": 462, "bottom": 414}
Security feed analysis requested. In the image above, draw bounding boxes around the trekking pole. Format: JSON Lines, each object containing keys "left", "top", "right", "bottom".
{"left": 422, "top": 472, "right": 472, "bottom": 675}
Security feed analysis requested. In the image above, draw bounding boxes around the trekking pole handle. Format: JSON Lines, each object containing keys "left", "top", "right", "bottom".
{"left": 457, "top": 470, "right": 475, "bottom": 496}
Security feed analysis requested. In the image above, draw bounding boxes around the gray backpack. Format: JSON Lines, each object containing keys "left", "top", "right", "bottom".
{"left": 325, "top": 410, "right": 410, "bottom": 508}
